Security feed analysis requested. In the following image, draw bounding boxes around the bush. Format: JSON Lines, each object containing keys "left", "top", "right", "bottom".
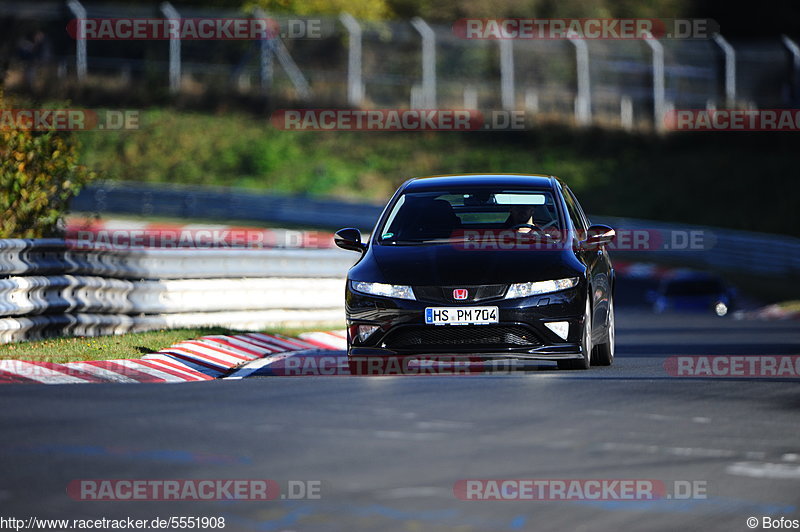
{"left": 0, "top": 93, "right": 95, "bottom": 238}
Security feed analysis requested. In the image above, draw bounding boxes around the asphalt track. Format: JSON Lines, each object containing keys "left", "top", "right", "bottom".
{"left": 1, "top": 279, "right": 799, "bottom": 532}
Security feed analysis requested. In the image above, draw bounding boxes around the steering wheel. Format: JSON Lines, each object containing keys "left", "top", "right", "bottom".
{"left": 540, "top": 219, "right": 558, "bottom": 230}
{"left": 509, "top": 223, "right": 554, "bottom": 240}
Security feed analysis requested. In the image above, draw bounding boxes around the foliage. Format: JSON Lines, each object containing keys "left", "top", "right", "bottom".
{"left": 245, "top": 0, "right": 390, "bottom": 20}
{"left": 0, "top": 93, "right": 96, "bottom": 238}
{"left": 78, "top": 108, "right": 800, "bottom": 237}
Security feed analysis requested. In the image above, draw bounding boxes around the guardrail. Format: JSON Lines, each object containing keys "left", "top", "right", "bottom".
{"left": 0, "top": 239, "right": 355, "bottom": 343}
{"left": 72, "top": 182, "right": 800, "bottom": 279}
{"left": 71, "top": 182, "right": 384, "bottom": 231}
{"left": 593, "top": 216, "right": 800, "bottom": 279}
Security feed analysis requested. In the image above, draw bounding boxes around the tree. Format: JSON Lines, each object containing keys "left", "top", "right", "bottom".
{"left": 245, "top": 0, "right": 390, "bottom": 20}
{"left": 0, "top": 93, "right": 96, "bottom": 238}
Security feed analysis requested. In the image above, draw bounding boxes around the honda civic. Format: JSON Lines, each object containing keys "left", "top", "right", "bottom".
{"left": 334, "top": 174, "right": 615, "bottom": 372}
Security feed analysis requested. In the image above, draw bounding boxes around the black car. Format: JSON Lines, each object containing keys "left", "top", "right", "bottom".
{"left": 334, "top": 174, "right": 615, "bottom": 372}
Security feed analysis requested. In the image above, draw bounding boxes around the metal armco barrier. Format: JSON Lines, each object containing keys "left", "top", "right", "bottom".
{"left": 72, "top": 182, "right": 385, "bottom": 231}
{"left": 0, "top": 240, "right": 355, "bottom": 343}
{"left": 71, "top": 182, "right": 800, "bottom": 279}
{"left": 0, "top": 310, "right": 345, "bottom": 345}
{"left": 593, "top": 216, "right": 800, "bottom": 278}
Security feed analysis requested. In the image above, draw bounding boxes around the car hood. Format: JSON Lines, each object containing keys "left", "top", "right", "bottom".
{"left": 355, "top": 243, "right": 584, "bottom": 285}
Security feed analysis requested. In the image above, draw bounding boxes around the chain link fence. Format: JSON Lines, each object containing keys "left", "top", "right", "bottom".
{"left": 2, "top": 1, "right": 799, "bottom": 129}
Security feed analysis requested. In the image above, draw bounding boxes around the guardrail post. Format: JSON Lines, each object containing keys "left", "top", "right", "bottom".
{"left": 160, "top": 2, "right": 181, "bottom": 94}
{"left": 781, "top": 35, "right": 800, "bottom": 102}
{"left": 713, "top": 33, "right": 736, "bottom": 106}
{"left": 499, "top": 39, "right": 515, "bottom": 110}
{"left": 340, "top": 13, "right": 364, "bottom": 107}
{"left": 66, "top": 0, "right": 87, "bottom": 81}
{"left": 568, "top": 36, "right": 591, "bottom": 125}
{"left": 411, "top": 17, "right": 436, "bottom": 108}
{"left": 643, "top": 33, "right": 665, "bottom": 132}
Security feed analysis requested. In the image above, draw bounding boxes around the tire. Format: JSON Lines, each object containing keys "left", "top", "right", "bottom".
{"left": 558, "top": 299, "right": 591, "bottom": 370}
{"left": 593, "top": 297, "right": 615, "bottom": 366}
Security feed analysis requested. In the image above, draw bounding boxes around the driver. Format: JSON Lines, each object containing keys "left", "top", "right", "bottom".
{"left": 504, "top": 205, "right": 536, "bottom": 233}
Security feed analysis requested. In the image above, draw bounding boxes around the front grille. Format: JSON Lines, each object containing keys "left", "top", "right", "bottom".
{"left": 382, "top": 325, "right": 541, "bottom": 350}
{"left": 413, "top": 284, "right": 507, "bottom": 303}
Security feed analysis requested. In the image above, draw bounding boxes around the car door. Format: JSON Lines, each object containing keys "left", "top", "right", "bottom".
{"left": 561, "top": 185, "right": 612, "bottom": 340}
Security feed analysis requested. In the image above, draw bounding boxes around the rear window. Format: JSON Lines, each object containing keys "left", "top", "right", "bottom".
{"left": 379, "top": 189, "right": 561, "bottom": 244}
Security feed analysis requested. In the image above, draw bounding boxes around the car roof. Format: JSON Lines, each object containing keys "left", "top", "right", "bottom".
{"left": 402, "top": 174, "right": 558, "bottom": 192}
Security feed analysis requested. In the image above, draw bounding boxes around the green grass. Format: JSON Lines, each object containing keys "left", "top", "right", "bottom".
{"left": 76, "top": 108, "right": 800, "bottom": 237}
{"left": 0, "top": 326, "right": 324, "bottom": 364}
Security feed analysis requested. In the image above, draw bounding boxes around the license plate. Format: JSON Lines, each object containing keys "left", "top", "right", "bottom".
{"left": 425, "top": 306, "right": 499, "bottom": 325}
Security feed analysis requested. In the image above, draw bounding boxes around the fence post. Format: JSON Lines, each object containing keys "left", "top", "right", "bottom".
{"left": 340, "top": 13, "right": 364, "bottom": 107}
{"left": 781, "top": 35, "right": 800, "bottom": 101}
{"left": 66, "top": 0, "right": 87, "bottom": 81}
{"left": 643, "top": 34, "right": 665, "bottom": 132}
{"left": 160, "top": 2, "right": 181, "bottom": 94}
{"left": 499, "top": 40, "right": 515, "bottom": 110}
{"left": 463, "top": 85, "right": 478, "bottom": 109}
{"left": 253, "top": 8, "right": 273, "bottom": 93}
{"left": 524, "top": 88, "right": 539, "bottom": 113}
{"left": 713, "top": 34, "right": 736, "bottom": 106}
{"left": 272, "top": 37, "right": 312, "bottom": 99}
{"left": 620, "top": 95, "right": 633, "bottom": 130}
{"left": 568, "top": 36, "right": 591, "bottom": 125}
{"left": 411, "top": 17, "right": 436, "bottom": 108}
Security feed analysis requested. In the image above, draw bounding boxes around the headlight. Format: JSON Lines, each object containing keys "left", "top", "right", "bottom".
{"left": 505, "top": 277, "right": 579, "bottom": 299}
{"left": 351, "top": 281, "right": 416, "bottom": 300}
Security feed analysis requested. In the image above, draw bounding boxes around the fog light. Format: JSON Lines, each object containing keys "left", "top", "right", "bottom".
{"left": 544, "top": 321, "right": 569, "bottom": 341}
{"left": 357, "top": 325, "right": 380, "bottom": 342}
{"left": 715, "top": 302, "right": 728, "bottom": 317}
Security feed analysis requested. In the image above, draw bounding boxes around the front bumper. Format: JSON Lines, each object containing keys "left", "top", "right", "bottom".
{"left": 346, "top": 285, "right": 587, "bottom": 361}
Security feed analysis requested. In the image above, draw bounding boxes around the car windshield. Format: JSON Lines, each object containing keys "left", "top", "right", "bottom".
{"left": 378, "top": 189, "right": 562, "bottom": 245}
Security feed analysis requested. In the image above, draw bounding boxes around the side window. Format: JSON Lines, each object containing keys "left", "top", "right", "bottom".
{"left": 562, "top": 187, "right": 588, "bottom": 232}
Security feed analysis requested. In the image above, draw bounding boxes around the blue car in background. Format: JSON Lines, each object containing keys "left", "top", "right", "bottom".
{"left": 652, "top": 272, "right": 734, "bottom": 316}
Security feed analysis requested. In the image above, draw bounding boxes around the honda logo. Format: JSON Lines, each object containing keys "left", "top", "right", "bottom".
{"left": 452, "top": 288, "right": 468, "bottom": 300}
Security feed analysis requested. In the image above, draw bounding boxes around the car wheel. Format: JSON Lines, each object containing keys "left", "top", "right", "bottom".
{"left": 558, "top": 299, "right": 591, "bottom": 370}
{"left": 593, "top": 297, "right": 615, "bottom": 366}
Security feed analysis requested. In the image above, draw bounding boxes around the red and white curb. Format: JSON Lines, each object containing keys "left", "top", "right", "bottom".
{"left": 0, "top": 332, "right": 325, "bottom": 385}
{"left": 224, "top": 331, "right": 347, "bottom": 379}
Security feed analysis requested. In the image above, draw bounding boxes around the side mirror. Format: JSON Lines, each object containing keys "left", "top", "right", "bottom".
{"left": 581, "top": 224, "right": 615, "bottom": 249}
{"left": 334, "top": 228, "right": 366, "bottom": 253}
